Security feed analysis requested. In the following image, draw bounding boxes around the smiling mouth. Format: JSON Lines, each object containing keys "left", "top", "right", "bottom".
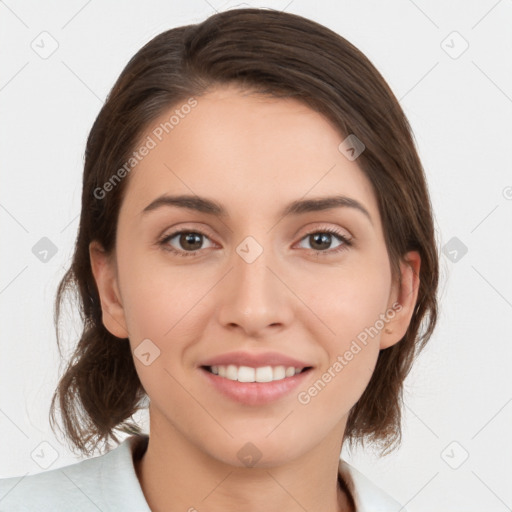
{"left": 201, "top": 365, "right": 313, "bottom": 383}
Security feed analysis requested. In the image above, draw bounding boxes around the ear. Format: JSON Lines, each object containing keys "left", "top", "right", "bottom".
{"left": 379, "top": 250, "right": 421, "bottom": 350}
{"left": 89, "top": 240, "right": 129, "bottom": 339}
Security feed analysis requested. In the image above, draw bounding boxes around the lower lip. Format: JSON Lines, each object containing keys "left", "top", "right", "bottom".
{"left": 199, "top": 367, "right": 312, "bottom": 406}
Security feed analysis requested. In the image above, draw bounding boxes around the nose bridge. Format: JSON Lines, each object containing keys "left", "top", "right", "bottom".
{"left": 233, "top": 233, "right": 277, "bottom": 306}
{"left": 218, "top": 233, "right": 292, "bottom": 334}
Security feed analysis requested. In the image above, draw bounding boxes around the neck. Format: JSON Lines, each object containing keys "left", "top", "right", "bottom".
{"left": 133, "top": 425, "right": 354, "bottom": 512}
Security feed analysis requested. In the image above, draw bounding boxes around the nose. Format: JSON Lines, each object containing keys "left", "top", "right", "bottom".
{"left": 217, "top": 237, "right": 294, "bottom": 338}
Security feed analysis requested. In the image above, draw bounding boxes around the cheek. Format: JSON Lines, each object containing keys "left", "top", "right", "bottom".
{"left": 303, "top": 256, "right": 392, "bottom": 341}
{"left": 298, "top": 293, "right": 383, "bottom": 414}
{"left": 117, "top": 246, "right": 204, "bottom": 339}
{"left": 297, "top": 258, "right": 390, "bottom": 398}
{"left": 306, "top": 346, "right": 379, "bottom": 418}
{"left": 117, "top": 259, "right": 218, "bottom": 400}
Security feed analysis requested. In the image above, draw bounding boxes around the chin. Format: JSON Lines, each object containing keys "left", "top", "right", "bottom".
{"left": 205, "top": 435, "right": 308, "bottom": 470}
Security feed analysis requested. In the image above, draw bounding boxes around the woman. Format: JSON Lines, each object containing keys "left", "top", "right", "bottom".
{"left": 0, "top": 7, "right": 438, "bottom": 511}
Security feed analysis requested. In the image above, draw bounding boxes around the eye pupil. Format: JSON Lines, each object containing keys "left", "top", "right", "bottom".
{"left": 180, "top": 232, "right": 202, "bottom": 250}
{"left": 310, "top": 233, "right": 331, "bottom": 250}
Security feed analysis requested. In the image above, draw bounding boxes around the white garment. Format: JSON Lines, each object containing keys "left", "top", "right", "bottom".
{"left": 0, "top": 435, "right": 407, "bottom": 511}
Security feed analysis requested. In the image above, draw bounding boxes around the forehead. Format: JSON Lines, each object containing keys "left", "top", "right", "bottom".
{"left": 119, "top": 86, "right": 379, "bottom": 225}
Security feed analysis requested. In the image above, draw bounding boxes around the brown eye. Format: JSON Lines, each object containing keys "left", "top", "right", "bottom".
{"left": 159, "top": 230, "right": 214, "bottom": 257}
{"left": 178, "top": 232, "right": 203, "bottom": 251}
{"left": 308, "top": 233, "right": 334, "bottom": 251}
{"left": 297, "top": 229, "right": 350, "bottom": 254}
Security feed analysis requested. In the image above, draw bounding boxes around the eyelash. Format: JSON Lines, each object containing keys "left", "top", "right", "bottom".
{"left": 157, "top": 227, "right": 352, "bottom": 258}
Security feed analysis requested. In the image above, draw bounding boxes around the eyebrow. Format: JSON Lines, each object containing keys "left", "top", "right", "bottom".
{"left": 141, "top": 194, "right": 373, "bottom": 224}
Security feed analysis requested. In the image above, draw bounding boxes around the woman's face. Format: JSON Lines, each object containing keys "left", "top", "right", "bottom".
{"left": 90, "top": 85, "right": 419, "bottom": 467}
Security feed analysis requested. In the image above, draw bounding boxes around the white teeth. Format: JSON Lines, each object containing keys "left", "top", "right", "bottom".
{"left": 208, "top": 364, "right": 305, "bottom": 382}
{"left": 238, "top": 366, "right": 255, "bottom": 382}
{"left": 285, "top": 366, "right": 296, "bottom": 377}
{"left": 226, "top": 364, "right": 238, "bottom": 380}
{"left": 273, "top": 366, "right": 286, "bottom": 380}
{"left": 255, "top": 366, "right": 273, "bottom": 382}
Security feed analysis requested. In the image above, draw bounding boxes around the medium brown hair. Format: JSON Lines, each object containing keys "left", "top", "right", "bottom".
{"left": 49, "top": 7, "right": 439, "bottom": 457}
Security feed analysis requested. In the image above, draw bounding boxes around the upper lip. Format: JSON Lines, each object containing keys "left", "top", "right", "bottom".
{"left": 199, "top": 351, "right": 313, "bottom": 369}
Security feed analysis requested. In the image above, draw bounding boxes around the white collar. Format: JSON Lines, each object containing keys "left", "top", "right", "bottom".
{"left": 338, "top": 458, "right": 407, "bottom": 511}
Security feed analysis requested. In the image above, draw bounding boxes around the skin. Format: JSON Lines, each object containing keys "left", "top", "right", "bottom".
{"left": 90, "top": 84, "right": 420, "bottom": 512}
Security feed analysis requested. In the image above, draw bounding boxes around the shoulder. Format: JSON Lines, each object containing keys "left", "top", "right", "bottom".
{"left": 0, "top": 435, "right": 151, "bottom": 512}
{"left": 339, "top": 459, "right": 408, "bottom": 512}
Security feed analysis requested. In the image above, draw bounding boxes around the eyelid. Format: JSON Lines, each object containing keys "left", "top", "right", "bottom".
{"left": 295, "top": 222, "right": 352, "bottom": 241}
{"left": 158, "top": 222, "right": 217, "bottom": 241}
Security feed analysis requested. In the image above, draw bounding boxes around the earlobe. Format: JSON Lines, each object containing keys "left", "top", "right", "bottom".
{"left": 379, "top": 251, "right": 421, "bottom": 350}
{"left": 89, "top": 241, "right": 129, "bottom": 339}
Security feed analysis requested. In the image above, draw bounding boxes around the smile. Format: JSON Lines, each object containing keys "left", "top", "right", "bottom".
{"left": 204, "top": 364, "right": 310, "bottom": 383}
{"left": 200, "top": 365, "right": 313, "bottom": 405}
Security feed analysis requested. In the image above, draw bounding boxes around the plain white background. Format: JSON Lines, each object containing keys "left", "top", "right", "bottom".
{"left": 1, "top": 1, "right": 511, "bottom": 510}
